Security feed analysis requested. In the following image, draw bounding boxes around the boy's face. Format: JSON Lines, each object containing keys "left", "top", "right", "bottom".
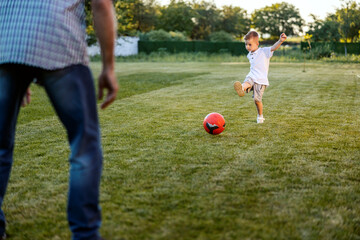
{"left": 245, "top": 37, "right": 259, "bottom": 52}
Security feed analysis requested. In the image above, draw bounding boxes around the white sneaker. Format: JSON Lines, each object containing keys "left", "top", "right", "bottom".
{"left": 257, "top": 116, "right": 265, "bottom": 123}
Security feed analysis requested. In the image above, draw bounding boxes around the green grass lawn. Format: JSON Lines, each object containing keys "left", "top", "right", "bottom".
{"left": 5, "top": 61, "right": 360, "bottom": 239}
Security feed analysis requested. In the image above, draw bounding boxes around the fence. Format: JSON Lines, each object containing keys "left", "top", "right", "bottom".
{"left": 138, "top": 41, "right": 248, "bottom": 56}
{"left": 88, "top": 36, "right": 139, "bottom": 57}
{"left": 301, "top": 42, "right": 360, "bottom": 54}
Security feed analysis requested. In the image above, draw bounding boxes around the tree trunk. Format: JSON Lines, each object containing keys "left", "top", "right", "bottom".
{"left": 344, "top": 42, "right": 347, "bottom": 56}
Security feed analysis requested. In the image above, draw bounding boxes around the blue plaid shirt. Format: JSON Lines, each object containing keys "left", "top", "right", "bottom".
{"left": 0, "top": 0, "right": 89, "bottom": 70}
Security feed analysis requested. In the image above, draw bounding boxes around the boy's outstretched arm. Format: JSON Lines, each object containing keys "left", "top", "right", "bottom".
{"left": 271, "top": 33, "right": 287, "bottom": 52}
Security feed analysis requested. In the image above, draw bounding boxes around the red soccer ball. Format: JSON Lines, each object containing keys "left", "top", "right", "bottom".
{"left": 203, "top": 112, "right": 226, "bottom": 135}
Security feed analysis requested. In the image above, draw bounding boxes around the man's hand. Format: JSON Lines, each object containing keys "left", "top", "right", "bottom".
{"left": 279, "top": 33, "right": 287, "bottom": 43}
{"left": 98, "top": 68, "right": 118, "bottom": 109}
{"left": 21, "top": 87, "right": 31, "bottom": 107}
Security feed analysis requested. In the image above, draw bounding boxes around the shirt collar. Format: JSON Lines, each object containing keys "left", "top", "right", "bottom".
{"left": 250, "top": 48, "right": 260, "bottom": 55}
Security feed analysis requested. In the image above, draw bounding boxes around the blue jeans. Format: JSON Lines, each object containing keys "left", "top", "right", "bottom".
{"left": 0, "top": 64, "right": 102, "bottom": 240}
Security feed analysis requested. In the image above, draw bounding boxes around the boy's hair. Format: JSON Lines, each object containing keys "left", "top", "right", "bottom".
{"left": 244, "top": 31, "right": 259, "bottom": 41}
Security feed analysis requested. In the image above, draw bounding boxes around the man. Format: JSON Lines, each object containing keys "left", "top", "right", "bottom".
{"left": 0, "top": 0, "right": 118, "bottom": 239}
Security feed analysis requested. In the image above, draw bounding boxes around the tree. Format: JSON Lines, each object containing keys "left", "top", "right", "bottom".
{"left": 156, "top": 0, "right": 195, "bottom": 37}
{"left": 191, "top": 1, "right": 221, "bottom": 40}
{"left": 135, "top": 0, "right": 158, "bottom": 32}
{"left": 114, "top": 0, "right": 158, "bottom": 36}
{"left": 85, "top": 1, "right": 97, "bottom": 45}
{"left": 252, "top": 2, "right": 304, "bottom": 38}
{"left": 336, "top": 1, "right": 360, "bottom": 42}
{"left": 219, "top": 6, "right": 250, "bottom": 39}
{"left": 306, "top": 14, "right": 341, "bottom": 42}
{"left": 335, "top": 0, "right": 360, "bottom": 55}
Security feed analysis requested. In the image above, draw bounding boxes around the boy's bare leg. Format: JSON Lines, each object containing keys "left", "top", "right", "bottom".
{"left": 255, "top": 100, "right": 263, "bottom": 116}
{"left": 255, "top": 100, "right": 265, "bottom": 123}
{"left": 242, "top": 82, "right": 251, "bottom": 92}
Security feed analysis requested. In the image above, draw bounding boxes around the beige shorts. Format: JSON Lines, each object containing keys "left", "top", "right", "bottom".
{"left": 243, "top": 77, "right": 267, "bottom": 102}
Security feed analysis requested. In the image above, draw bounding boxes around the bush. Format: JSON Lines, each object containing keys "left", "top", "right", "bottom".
{"left": 169, "top": 31, "right": 188, "bottom": 41}
{"left": 147, "top": 29, "right": 172, "bottom": 41}
{"left": 209, "top": 31, "right": 234, "bottom": 42}
{"left": 141, "top": 30, "right": 188, "bottom": 41}
{"left": 307, "top": 43, "right": 333, "bottom": 59}
{"left": 138, "top": 32, "right": 149, "bottom": 41}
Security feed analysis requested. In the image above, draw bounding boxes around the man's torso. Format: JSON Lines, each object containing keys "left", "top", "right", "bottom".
{"left": 0, "top": 0, "right": 88, "bottom": 70}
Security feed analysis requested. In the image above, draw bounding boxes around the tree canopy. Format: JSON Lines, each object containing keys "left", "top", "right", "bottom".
{"left": 336, "top": 0, "right": 360, "bottom": 42}
{"left": 306, "top": 0, "right": 360, "bottom": 44}
{"left": 191, "top": 1, "right": 220, "bottom": 40}
{"left": 307, "top": 14, "right": 341, "bottom": 42}
{"left": 156, "top": 0, "right": 195, "bottom": 36}
{"left": 85, "top": 0, "right": 360, "bottom": 43}
{"left": 220, "top": 6, "right": 250, "bottom": 39}
{"left": 252, "top": 2, "right": 304, "bottom": 38}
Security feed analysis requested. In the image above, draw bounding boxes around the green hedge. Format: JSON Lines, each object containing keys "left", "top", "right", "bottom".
{"left": 301, "top": 42, "right": 360, "bottom": 54}
{"left": 138, "top": 41, "right": 248, "bottom": 56}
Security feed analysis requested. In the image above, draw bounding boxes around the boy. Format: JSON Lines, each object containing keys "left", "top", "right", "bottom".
{"left": 234, "top": 31, "right": 287, "bottom": 123}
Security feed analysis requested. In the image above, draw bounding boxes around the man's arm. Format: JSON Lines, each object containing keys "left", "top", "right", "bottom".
{"left": 92, "top": 0, "right": 118, "bottom": 109}
{"left": 271, "top": 33, "right": 287, "bottom": 52}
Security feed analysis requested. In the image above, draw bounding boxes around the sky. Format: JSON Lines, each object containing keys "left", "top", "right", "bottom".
{"left": 157, "top": 0, "right": 344, "bottom": 24}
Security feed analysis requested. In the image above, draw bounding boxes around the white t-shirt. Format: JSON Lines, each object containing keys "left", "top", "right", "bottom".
{"left": 246, "top": 47, "right": 273, "bottom": 86}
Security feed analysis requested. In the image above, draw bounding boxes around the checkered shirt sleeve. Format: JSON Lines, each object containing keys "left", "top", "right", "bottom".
{"left": 0, "top": 0, "right": 89, "bottom": 70}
